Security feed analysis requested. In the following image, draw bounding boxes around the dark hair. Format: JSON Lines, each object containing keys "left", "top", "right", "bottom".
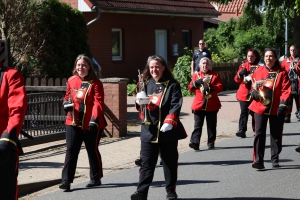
{"left": 247, "top": 49, "right": 261, "bottom": 65}
{"left": 142, "top": 55, "right": 175, "bottom": 82}
{"left": 72, "top": 54, "right": 98, "bottom": 80}
{"left": 264, "top": 48, "right": 280, "bottom": 67}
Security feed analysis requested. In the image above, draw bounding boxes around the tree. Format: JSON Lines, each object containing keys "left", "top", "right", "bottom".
{"left": 0, "top": 0, "right": 91, "bottom": 78}
{"left": 209, "top": 0, "right": 300, "bottom": 52}
{"left": 0, "top": 0, "right": 48, "bottom": 76}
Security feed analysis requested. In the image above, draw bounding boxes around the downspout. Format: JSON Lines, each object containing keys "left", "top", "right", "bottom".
{"left": 87, "top": 8, "right": 101, "bottom": 26}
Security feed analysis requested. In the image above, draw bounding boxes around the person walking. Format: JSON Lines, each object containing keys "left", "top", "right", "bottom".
{"left": 281, "top": 45, "right": 300, "bottom": 122}
{"left": 190, "top": 39, "right": 211, "bottom": 76}
{"left": 59, "top": 55, "right": 106, "bottom": 190}
{"left": 0, "top": 62, "right": 28, "bottom": 200}
{"left": 234, "top": 49, "right": 261, "bottom": 138}
{"left": 188, "top": 57, "right": 223, "bottom": 151}
{"left": 249, "top": 49, "right": 291, "bottom": 169}
{"left": 131, "top": 55, "right": 187, "bottom": 200}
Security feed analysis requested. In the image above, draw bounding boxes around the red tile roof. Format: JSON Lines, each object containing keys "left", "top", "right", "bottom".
{"left": 210, "top": 0, "right": 246, "bottom": 21}
{"left": 84, "top": 0, "right": 220, "bottom": 17}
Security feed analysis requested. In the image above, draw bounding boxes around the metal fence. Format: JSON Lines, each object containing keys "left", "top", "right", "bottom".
{"left": 20, "top": 92, "right": 66, "bottom": 147}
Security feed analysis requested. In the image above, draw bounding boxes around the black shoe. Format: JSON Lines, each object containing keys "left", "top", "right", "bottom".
{"left": 189, "top": 142, "right": 199, "bottom": 150}
{"left": 236, "top": 130, "right": 246, "bottom": 138}
{"left": 131, "top": 191, "right": 147, "bottom": 200}
{"left": 272, "top": 162, "right": 280, "bottom": 168}
{"left": 135, "top": 158, "right": 142, "bottom": 166}
{"left": 86, "top": 180, "right": 101, "bottom": 187}
{"left": 284, "top": 117, "right": 291, "bottom": 123}
{"left": 208, "top": 143, "right": 215, "bottom": 149}
{"left": 295, "top": 146, "right": 300, "bottom": 153}
{"left": 252, "top": 162, "right": 265, "bottom": 169}
{"left": 59, "top": 182, "right": 70, "bottom": 190}
{"left": 166, "top": 192, "right": 178, "bottom": 200}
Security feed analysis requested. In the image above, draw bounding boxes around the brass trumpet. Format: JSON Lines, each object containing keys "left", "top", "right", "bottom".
{"left": 253, "top": 79, "right": 270, "bottom": 105}
{"left": 138, "top": 69, "right": 151, "bottom": 125}
{"left": 197, "top": 74, "right": 212, "bottom": 99}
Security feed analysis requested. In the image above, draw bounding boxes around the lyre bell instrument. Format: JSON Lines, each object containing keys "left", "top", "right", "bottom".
{"left": 138, "top": 69, "right": 151, "bottom": 125}
{"left": 197, "top": 74, "right": 212, "bottom": 99}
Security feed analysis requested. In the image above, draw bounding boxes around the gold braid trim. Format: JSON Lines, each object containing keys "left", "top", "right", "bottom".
{"left": 0, "top": 138, "right": 16, "bottom": 146}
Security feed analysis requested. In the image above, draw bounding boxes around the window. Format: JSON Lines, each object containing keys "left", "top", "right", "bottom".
{"left": 182, "top": 30, "right": 191, "bottom": 51}
{"left": 112, "top": 29, "right": 122, "bottom": 61}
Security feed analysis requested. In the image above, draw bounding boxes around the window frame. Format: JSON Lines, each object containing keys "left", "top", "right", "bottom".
{"left": 112, "top": 28, "right": 123, "bottom": 61}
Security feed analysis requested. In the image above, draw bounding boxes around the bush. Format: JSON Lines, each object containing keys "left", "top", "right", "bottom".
{"left": 127, "top": 80, "right": 136, "bottom": 96}
{"left": 173, "top": 55, "right": 193, "bottom": 96}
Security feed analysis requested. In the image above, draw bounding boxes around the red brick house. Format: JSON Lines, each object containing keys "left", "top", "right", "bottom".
{"left": 60, "top": 0, "right": 220, "bottom": 82}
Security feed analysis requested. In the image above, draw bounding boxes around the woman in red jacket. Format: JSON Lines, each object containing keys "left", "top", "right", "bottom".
{"left": 59, "top": 55, "right": 106, "bottom": 190}
{"left": 188, "top": 57, "right": 223, "bottom": 150}
{"left": 249, "top": 49, "right": 291, "bottom": 169}
{"left": 234, "top": 49, "right": 261, "bottom": 138}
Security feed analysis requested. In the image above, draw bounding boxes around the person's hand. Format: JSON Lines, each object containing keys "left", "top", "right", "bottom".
{"left": 136, "top": 91, "right": 149, "bottom": 105}
{"left": 194, "top": 79, "right": 203, "bottom": 87}
{"left": 251, "top": 90, "right": 260, "bottom": 101}
{"left": 239, "top": 69, "right": 247, "bottom": 77}
{"left": 160, "top": 123, "right": 173, "bottom": 132}
{"left": 63, "top": 101, "right": 74, "bottom": 112}
{"left": 88, "top": 124, "right": 98, "bottom": 134}
{"left": 277, "top": 106, "right": 287, "bottom": 119}
{"left": 0, "top": 141, "right": 15, "bottom": 167}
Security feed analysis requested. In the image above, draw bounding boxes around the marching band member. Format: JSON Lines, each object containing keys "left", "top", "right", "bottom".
{"left": 59, "top": 55, "right": 106, "bottom": 191}
{"left": 249, "top": 49, "right": 291, "bottom": 169}
{"left": 188, "top": 57, "right": 223, "bottom": 151}
{"left": 131, "top": 55, "right": 187, "bottom": 200}
{"left": 0, "top": 62, "right": 27, "bottom": 200}
{"left": 281, "top": 45, "right": 300, "bottom": 122}
{"left": 234, "top": 49, "right": 261, "bottom": 138}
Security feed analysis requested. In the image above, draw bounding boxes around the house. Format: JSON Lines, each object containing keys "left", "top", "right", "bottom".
{"left": 60, "top": 0, "right": 220, "bottom": 82}
{"left": 210, "top": 0, "right": 247, "bottom": 22}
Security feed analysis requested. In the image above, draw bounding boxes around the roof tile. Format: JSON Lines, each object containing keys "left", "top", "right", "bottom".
{"left": 85, "top": 0, "right": 220, "bottom": 17}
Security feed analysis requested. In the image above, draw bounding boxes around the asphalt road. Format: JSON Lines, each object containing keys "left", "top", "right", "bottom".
{"left": 30, "top": 119, "right": 300, "bottom": 200}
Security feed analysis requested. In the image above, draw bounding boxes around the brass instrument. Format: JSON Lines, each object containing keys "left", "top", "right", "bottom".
{"left": 138, "top": 69, "right": 151, "bottom": 125}
{"left": 253, "top": 79, "right": 270, "bottom": 105}
{"left": 197, "top": 74, "right": 212, "bottom": 99}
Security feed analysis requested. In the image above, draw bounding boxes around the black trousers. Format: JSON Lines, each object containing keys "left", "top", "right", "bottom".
{"left": 190, "top": 110, "right": 218, "bottom": 145}
{"left": 0, "top": 153, "right": 18, "bottom": 200}
{"left": 253, "top": 113, "right": 284, "bottom": 164}
{"left": 137, "top": 141, "right": 178, "bottom": 196}
{"left": 238, "top": 100, "right": 255, "bottom": 132}
{"left": 62, "top": 125, "right": 103, "bottom": 183}
{"left": 286, "top": 93, "right": 300, "bottom": 116}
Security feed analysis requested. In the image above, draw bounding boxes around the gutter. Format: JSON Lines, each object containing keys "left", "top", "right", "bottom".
{"left": 86, "top": 8, "right": 101, "bottom": 26}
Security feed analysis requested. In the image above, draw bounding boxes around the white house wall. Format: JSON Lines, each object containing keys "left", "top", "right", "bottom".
{"left": 78, "top": 0, "right": 91, "bottom": 12}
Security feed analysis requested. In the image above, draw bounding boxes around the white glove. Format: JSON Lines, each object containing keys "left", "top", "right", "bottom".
{"left": 160, "top": 123, "right": 173, "bottom": 132}
{"left": 136, "top": 91, "right": 149, "bottom": 105}
{"left": 244, "top": 75, "right": 252, "bottom": 82}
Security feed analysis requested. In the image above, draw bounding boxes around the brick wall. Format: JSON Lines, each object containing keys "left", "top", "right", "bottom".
{"left": 101, "top": 78, "right": 129, "bottom": 138}
{"left": 84, "top": 12, "right": 204, "bottom": 83}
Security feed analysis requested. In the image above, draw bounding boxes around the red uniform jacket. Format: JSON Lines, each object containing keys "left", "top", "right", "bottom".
{"left": 64, "top": 75, "right": 106, "bottom": 130}
{"left": 281, "top": 56, "right": 300, "bottom": 76}
{"left": 188, "top": 70, "right": 223, "bottom": 112}
{"left": 249, "top": 65, "right": 291, "bottom": 115}
{"left": 0, "top": 63, "right": 27, "bottom": 154}
{"left": 234, "top": 62, "right": 260, "bottom": 101}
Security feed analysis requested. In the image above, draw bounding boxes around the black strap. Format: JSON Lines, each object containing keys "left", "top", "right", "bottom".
{"left": 0, "top": 65, "right": 7, "bottom": 88}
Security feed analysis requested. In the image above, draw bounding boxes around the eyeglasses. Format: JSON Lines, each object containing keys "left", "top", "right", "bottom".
{"left": 199, "top": 43, "right": 204, "bottom": 45}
